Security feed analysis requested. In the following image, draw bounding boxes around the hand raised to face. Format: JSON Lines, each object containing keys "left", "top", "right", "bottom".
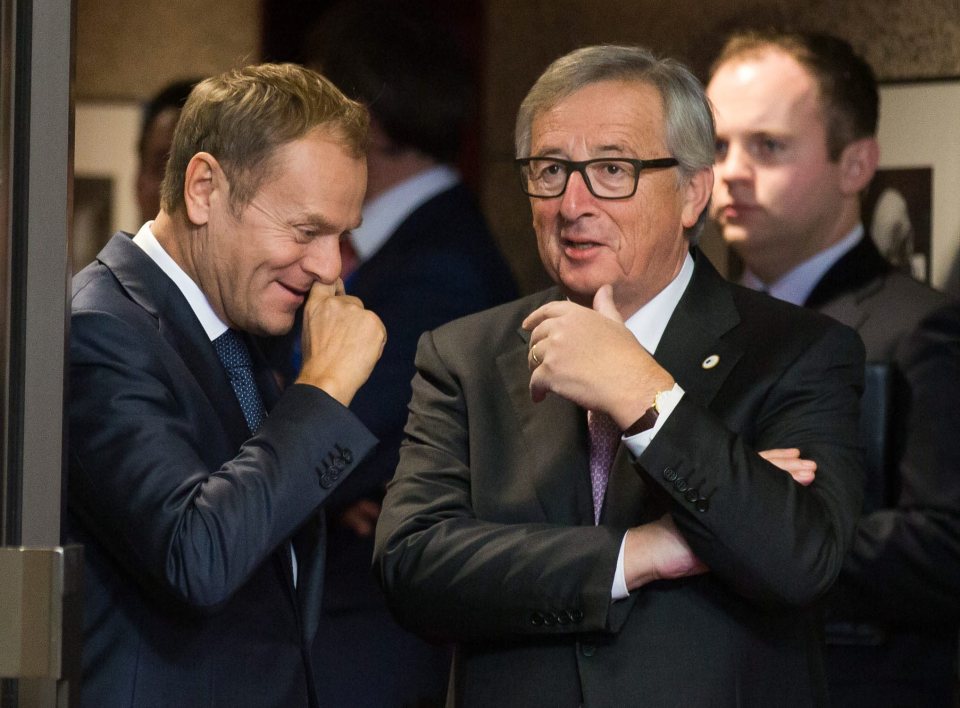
{"left": 295, "top": 279, "right": 386, "bottom": 406}
{"left": 522, "top": 284, "right": 675, "bottom": 429}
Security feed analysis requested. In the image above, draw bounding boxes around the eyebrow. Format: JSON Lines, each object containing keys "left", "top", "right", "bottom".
{"left": 294, "top": 212, "right": 362, "bottom": 233}
{"left": 531, "top": 143, "right": 631, "bottom": 158}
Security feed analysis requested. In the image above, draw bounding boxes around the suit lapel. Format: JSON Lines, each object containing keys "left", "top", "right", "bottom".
{"left": 804, "top": 235, "right": 889, "bottom": 316}
{"left": 98, "top": 234, "right": 251, "bottom": 447}
{"left": 654, "top": 253, "right": 743, "bottom": 407}
{"left": 497, "top": 289, "right": 594, "bottom": 525}
{"left": 98, "top": 234, "right": 298, "bottom": 598}
{"left": 602, "top": 251, "right": 744, "bottom": 525}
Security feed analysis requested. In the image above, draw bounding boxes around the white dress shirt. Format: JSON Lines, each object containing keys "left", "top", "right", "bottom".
{"left": 133, "top": 222, "right": 228, "bottom": 340}
{"left": 607, "top": 252, "right": 694, "bottom": 599}
{"left": 741, "top": 224, "right": 864, "bottom": 306}
{"left": 351, "top": 165, "right": 460, "bottom": 261}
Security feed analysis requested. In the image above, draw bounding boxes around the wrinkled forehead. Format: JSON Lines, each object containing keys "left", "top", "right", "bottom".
{"left": 530, "top": 79, "right": 668, "bottom": 156}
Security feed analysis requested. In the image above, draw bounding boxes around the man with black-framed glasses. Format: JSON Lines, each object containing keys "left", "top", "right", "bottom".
{"left": 374, "top": 44, "right": 865, "bottom": 707}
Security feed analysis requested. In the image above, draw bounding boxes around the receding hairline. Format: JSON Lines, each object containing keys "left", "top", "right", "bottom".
{"left": 526, "top": 77, "right": 668, "bottom": 145}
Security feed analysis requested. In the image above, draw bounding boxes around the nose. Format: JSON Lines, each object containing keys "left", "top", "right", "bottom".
{"left": 558, "top": 168, "right": 596, "bottom": 221}
{"left": 301, "top": 236, "right": 342, "bottom": 284}
{"left": 716, "top": 141, "right": 752, "bottom": 184}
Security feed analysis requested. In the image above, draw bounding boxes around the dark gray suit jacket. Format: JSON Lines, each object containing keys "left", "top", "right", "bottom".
{"left": 809, "top": 236, "right": 960, "bottom": 705}
{"left": 68, "top": 233, "right": 377, "bottom": 708}
{"left": 375, "top": 250, "right": 865, "bottom": 707}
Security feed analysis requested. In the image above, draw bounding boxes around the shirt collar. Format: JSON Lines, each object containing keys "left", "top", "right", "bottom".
{"left": 623, "top": 251, "right": 695, "bottom": 354}
{"left": 351, "top": 165, "right": 460, "bottom": 261}
{"left": 132, "top": 222, "right": 228, "bottom": 341}
{"left": 742, "top": 224, "right": 864, "bottom": 306}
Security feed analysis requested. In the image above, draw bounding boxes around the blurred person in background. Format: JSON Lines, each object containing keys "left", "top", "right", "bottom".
{"left": 708, "top": 30, "right": 960, "bottom": 706}
{"left": 294, "top": 2, "right": 517, "bottom": 705}
{"left": 135, "top": 78, "right": 199, "bottom": 223}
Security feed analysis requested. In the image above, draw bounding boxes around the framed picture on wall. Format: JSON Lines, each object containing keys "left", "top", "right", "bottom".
{"left": 861, "top": 167, "right": 932, "bottom": 283}
{"left": 875, "top": 79, "right": 960, "bottom": 295}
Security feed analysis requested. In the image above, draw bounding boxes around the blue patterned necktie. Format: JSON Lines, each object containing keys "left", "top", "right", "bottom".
{"left": 213, "top": 329, "right": 266, "bottom": 435}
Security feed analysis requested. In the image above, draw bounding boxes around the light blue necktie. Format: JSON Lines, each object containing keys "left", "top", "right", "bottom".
{"left": 213, "top": 329, "right": 266, "bottom": 434}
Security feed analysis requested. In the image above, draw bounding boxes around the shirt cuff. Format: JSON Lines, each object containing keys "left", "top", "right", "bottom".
{"left": 612, "top": 532, "right": 630, "bottom": 600}
{"left": 623, "top": 383, "right": 684, "bottom": 458}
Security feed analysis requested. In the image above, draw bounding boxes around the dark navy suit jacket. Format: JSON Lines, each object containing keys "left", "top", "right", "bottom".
{"left": 68, "top": 233, "right": 376, "bottom": 707}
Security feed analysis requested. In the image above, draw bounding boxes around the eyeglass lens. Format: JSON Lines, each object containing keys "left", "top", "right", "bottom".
{"left": 522, "top": 159, "right": 638, "bottom": 198}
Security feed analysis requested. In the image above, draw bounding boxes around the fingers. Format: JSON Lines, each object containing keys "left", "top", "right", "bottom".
{"left": 296, "top": 288, "right": 386, "bottom": 405}
{"left": 528, "top": 340, "right": 548, "bottom": 403}
{"left": 759, "top": 448, "right": 817, "bottom": 486}
{"left": 758, "top": 447, "right": 801, "bottom": 461}
{"left": 309, "top": 279, "right": 338, "bottom": 301}
{"left": 521, "top": 299, "right": 580, "bottom": 332}
{"left": 592, "top": 284, "right": 623, "bottom": 322}
{"left": 521, "top": 285, "right": 620, "bottom": 332}
{"left": 528, "top": 342, "right": 542, "bottom": 369}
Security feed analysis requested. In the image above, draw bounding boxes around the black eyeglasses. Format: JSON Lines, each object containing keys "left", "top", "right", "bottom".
{"left": 515, "top": 156, "right": 679, "bottom": 199}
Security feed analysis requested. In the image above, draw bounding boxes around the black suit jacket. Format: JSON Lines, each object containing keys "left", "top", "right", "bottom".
{"left": 375, "top": 250, "right": 865, "bottom": 707}
{"left": 68, "top": 233, "right": 377, "bottom": 708}
{"left": 807, "top": 236, "right": 960, "bottom": 705}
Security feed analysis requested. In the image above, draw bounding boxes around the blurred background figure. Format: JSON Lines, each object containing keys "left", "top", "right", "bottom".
{"left": 708, "top": 30, "right": 960, "bottom": 707}
{"left": 297, "top": 2, "right": 518, "bottom": 705}
{"left": 135, "top": 78, "right": 199, "bottom": 223}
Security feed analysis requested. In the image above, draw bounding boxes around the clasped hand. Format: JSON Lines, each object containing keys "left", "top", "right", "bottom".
{"left": 521, "top": 285, "right": 674, "bottom": 429}
{"left": 296, "top": 280, "right": 386, "bottom": 406}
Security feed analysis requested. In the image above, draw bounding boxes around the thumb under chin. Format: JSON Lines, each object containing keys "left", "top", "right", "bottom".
{"left": 592, "top": 284, "right": 621, "bottom": 321}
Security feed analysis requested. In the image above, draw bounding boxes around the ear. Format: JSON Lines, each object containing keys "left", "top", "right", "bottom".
{"left": 182, "top": 152, "right": 221, "bottom": 227}
{"left": 838, "top": 137, "right": 879, "bottom": 195}
{"left": 680, "top": 166, "right": 714, "bottom": 229}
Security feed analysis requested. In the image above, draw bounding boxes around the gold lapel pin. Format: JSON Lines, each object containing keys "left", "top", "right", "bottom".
{"left": 702, "top": 354, "right": 720, "bottom": 370}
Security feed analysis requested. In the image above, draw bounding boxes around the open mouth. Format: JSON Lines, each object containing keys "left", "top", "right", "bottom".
{"left": 561, "top": 236, "right": 605, "bottom": 252}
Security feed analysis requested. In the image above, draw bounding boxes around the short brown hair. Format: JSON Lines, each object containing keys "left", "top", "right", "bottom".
{"left": 160, "top": 63, "right": 369, "bottom": 215}
{"left": 711, "top": 31, "right": 877, "bottom": 160}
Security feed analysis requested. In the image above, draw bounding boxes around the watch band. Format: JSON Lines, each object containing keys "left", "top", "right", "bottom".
{"left": 622, "top": 388, "right": 671, "bottom": 437}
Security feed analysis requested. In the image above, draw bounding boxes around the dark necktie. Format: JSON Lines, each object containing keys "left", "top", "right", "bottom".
{"left": 588, "top": 410, "right": 620, "bottom": 524}
{"left": 213, "top": 329, "right": 266, "bottom": 434}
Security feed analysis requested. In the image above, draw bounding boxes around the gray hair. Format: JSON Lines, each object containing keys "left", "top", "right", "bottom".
{"left": 515, "top": 45, "right": 714, "bottom": 240}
